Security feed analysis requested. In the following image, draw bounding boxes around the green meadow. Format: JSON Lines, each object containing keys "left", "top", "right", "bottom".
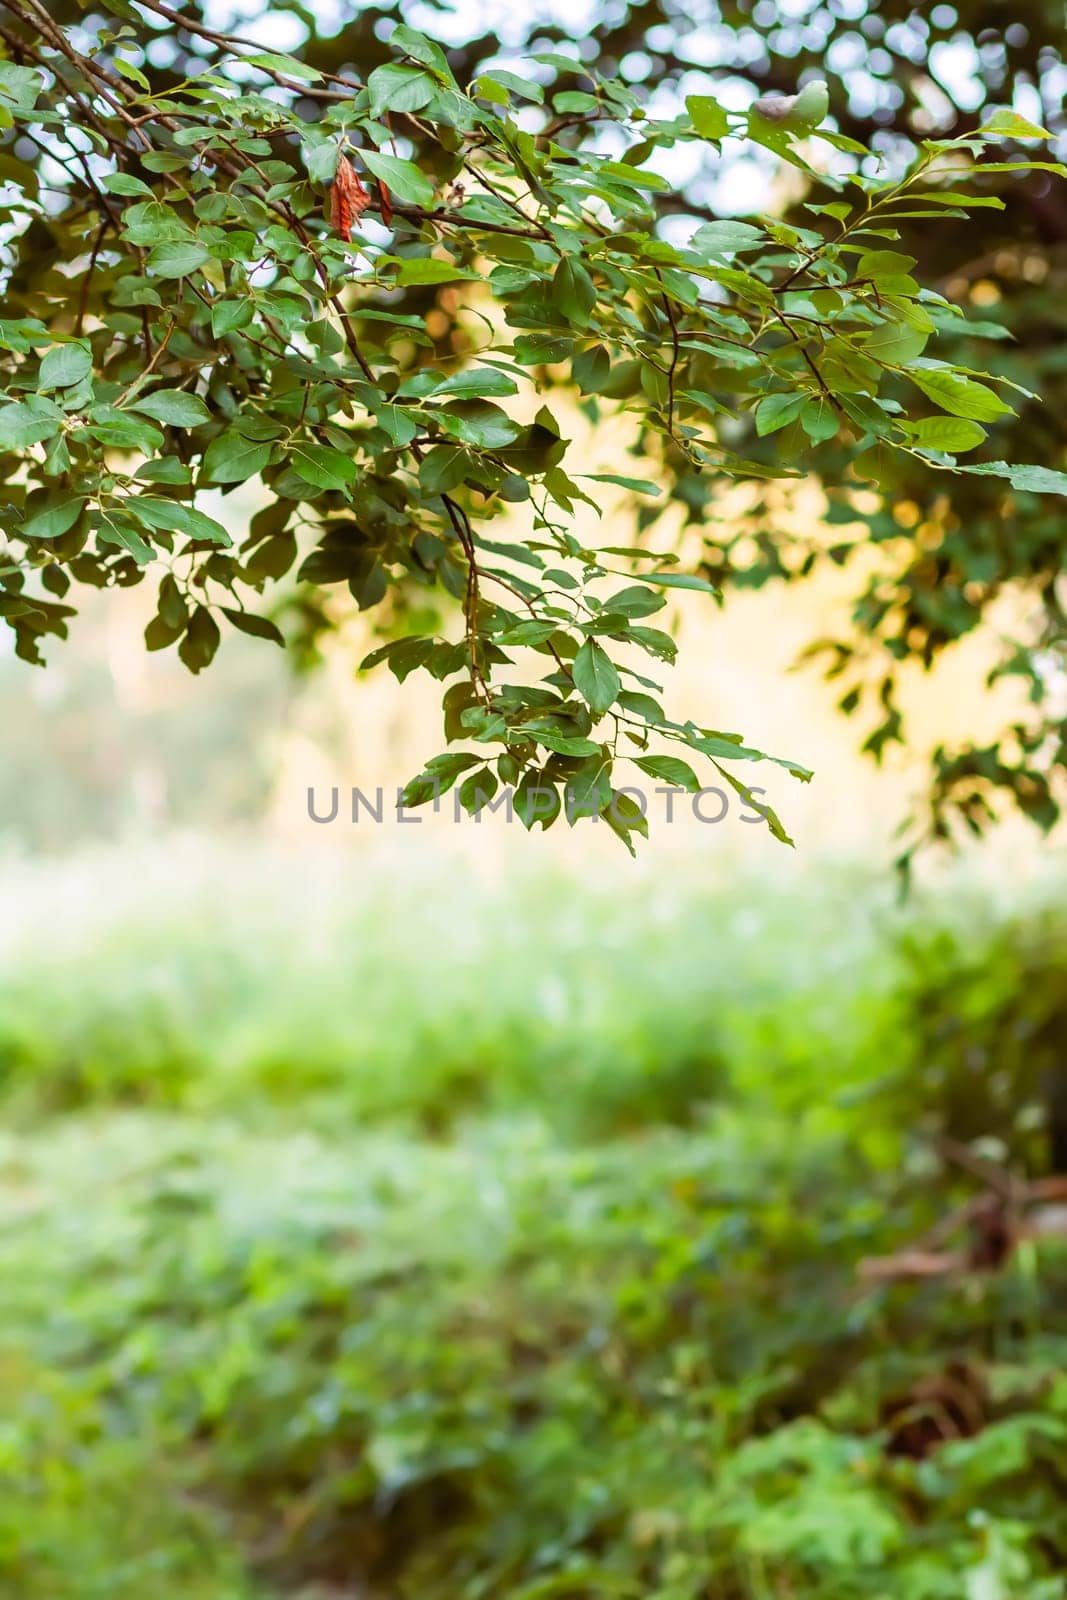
{"left": 1, "top": 842, "right": 1064, "bottom": 1599}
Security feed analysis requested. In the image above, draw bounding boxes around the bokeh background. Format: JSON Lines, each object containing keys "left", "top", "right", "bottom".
{"left": 3, "top": 1, "right": 1067, "bottom": 1597}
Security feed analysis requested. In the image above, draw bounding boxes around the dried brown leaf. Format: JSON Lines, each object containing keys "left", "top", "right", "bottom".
{"left": 329, "top": 158, "right": 371, "bottom": 242}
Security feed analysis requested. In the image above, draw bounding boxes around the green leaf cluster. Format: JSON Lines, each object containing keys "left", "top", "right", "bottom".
{"left": 0, "top": 5, "right": 1061, "bottom": 844}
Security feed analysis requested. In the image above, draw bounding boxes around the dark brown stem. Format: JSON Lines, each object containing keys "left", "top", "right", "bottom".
{"left": 654, "top": 268, "right": 680, "bottom": 436}
{"left": 75, "top": 218, "right": 109, "bottom": 336}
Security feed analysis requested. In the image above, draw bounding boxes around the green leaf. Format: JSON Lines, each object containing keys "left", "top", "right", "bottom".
{"left": 211, "top": 299, "right": 253, "bottom": 338}
{"left": 39, "top": 342, "right": 92, "bottom": 389}
{"left": 359, "top": 150, "right": 435, "bottom": 206}
{"left": 755, "top": 392, "right": 807, "bottom": 436}
{"left": 200, "top": 431, "right": 274, "bottom": 484}
{"left": 476, "top": 69, "right": 544, "bottom": 104}
{"left": 390, "top": 24, "right": 452, "bottom": 74}
{"left": 97, "top": 509, "right": 155, "bottom": 564}
{"left": 601, "top": 585, "right": 666, "bottom": 618}
{"left": 112, "top": 54, "right": 150, "bottom": 90}
{"left": 602, "top": 788, "right": 648, "bottom": 855}
{"left": 629, "top": 627, "right": 676, "bottom": 663}
{"left": 374, "top": 404, "right": 419, "bottom": 447}
{"left": 20, "top": 497, "right": 85, "bottom": 540}
{"left": 393, "top": 257, "right": 482, "bottom": 285}
{"left": 126, "top": 496, "right": 232, "bottom": 546}
{"left": 853, "top": 249, "right": 917, "bottom": 291}
{"left": 438, "top": 404, "right": 521, "bottom": 449}
{"left": 244, "top": 51, "right": 322, "bottom": 83}
{"left": 406, "top": 756, "right": 480, "bottom": 804}
{"left": 618, "top": 691, "right": 664, "bottom": 723}
{"left": 361, "top": 635, "right": 435, "bottom": 677}
{"left": 84, "top": 407, "right": 163, "bottom": 454}
{"left": 524, "top": 728, "right": 600, "bottom": 758}
{"left": 860, "top": 319, "right": 929, "bottom": 366}
{"left": 419, "top": 444, "right": 471, "bottom": 493}
{"left": 457, "top": 769, "right": 500, "bottom": 814}
{"left": 690, "top": 220, "right": 765, "bottom": 257}
{"left": 566, "top": 755, "right": 612, "bottom": 817}
{"left": 800, "top": 394, "right": 839, "bottom": 444}
{"left": 302, "top": 137, "right": 338, "bottom": 184}
{"left": 642, "top": 571, "right": 719, "bottom": 594}
{"left": 572, "top": 344, "right": 611, "bottom": 394}
{"left": 367, "top": 63, "right": 435, "bottom": 118}
{"left": 977, "top": 109, "right": 1051, "bottom": 140}
{"left": 553, "top": 90, "right": 600, "bottom": 115}
{"left": 962, "top": 462, "right": 1067, "bottom": 496}
{"left": 963, "top": 161, "right": 1067, "bottom": 177}
{"left": 908, "top": 368, "right": 1014, "bottom": 423}
{"left": 137, "top": 457, "right": 193, "bottom": 486}
{"left": 431, "top": 368, "right": 518, "bottom": 399}
{"left": 472, "top": 73, "right": 509, "bottom": 107}
{"left": 157, "top": 573, "right": 188, "bottom": 628}
{"left": 498, "top": 620, "right": 558, "bottom": 646}
{"left": 0, "top": 59, "right": 44, "bottom": 110}
{"left": 573, "top": 639, "right": 620, "bottom": 714}
{"left": 145, "top": 610, "right": 183, "bottom": 651}
{"left": 686, "top": 94, "right": 730, "bottom": 140}
{"left": 427, "top": 750, "right": 482, "bottom": 785}
{"left": 553, "top": 254, "right": 596, "bottom": 328}
{"left": 289, "top": 442, "right": 358, "bottom": 491}
{"left": 146, "top": 239, "right": 211, "bottom": 278}
{"left": 178, "top": 605, "right": 221, "bottom": 673}
{"left": 130, "top": 390, "right": 211, "bottom": 427}
{"left": 514, "top": 771, "right": 561, "bottom": 830}
{"left": 581, "top": 474, "right": 661, "bottom": 496}
{"left": 0, "top": 399, "right": 63, "bottom": 449}
{"left": 221, "top": 607, "right": 285, "bottom": 643}
{"left": 102, "top": 172, "right": 153, "bottom": 197}
{"left": 908, "top": 416, "right": 987, "bottom": 454}
{"left": 351, "top": 555, "right": 386, "bottom": 611}
{"left": 712, "top": 761, "right": 795, "bottom": 845}
{"left": 635, "top": 754, "right": 701, "bottom": 791}
{"left": 596, "top": 160, "right": 669, "bottom": 191}
{"left": 944, "top": 318, "right": 1013, "bottom": 342}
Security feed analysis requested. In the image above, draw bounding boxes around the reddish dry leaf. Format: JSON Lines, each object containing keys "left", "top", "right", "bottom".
{"left": 378, "top": 180, "right": 394, "bottom": 228}
{"left": 329, "top": 157, "right": 371, "bottom": 241}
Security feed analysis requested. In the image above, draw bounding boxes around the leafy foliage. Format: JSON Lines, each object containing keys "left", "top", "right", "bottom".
{"left": 269, "top": 0, "right": 1067, "bottom": 852}
{"left": 0, "top": 6, "right": 1062, "bottom": 846}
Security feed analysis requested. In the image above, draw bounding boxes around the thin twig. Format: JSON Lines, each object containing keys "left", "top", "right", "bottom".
{"left": 654, "top": 268, "right": 681, "bottom": 437}
{"left": 74, "top": 218, "right": 109, "bottom": 336}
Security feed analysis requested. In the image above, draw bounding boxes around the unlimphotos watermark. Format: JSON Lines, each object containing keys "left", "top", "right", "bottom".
{"left": 306, "top": 783, "right": 773, "bottom": 827}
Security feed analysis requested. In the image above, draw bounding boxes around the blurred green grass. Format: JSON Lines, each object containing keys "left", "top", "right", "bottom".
{"left": 0, "top": 841, "right": 904, "bottom": 1135}
{"left": 1, "top": 841, "right": 1066, "bottom": 1599}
